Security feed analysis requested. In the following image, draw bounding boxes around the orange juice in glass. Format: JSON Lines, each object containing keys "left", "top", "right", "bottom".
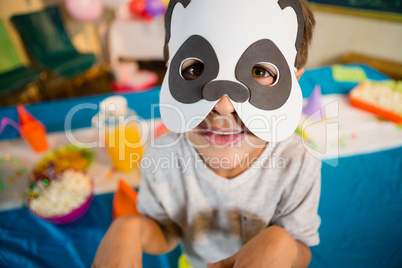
{"left": 100, "top": 96, "right": 144, "bottom": 172}
{"left": 105, "top": 122, "right": 144, "bottom": 172}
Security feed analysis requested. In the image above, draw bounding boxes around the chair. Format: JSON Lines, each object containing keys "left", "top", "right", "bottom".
{"left": 0, "top": 18, "right": 41, "bottom": 101}
{"left": 10, "top": 6, "right": 96, "bottom": 78}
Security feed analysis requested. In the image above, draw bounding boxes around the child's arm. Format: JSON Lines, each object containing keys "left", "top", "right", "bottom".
{"left": 208, "top": 225, "right": 310, "bottom": 268}
{"left": 92, "top": 215, "right": 180, "bottom": 268}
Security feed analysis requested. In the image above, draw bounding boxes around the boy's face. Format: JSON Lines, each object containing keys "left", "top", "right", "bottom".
{"left": 160, "top": 0, "right": 305, "bottom": 144}
{"left": 183, "top": 61, "right": 279, "bottom": 175}
{"left": 184, "top": 67, "right": 303, "bottom": 177}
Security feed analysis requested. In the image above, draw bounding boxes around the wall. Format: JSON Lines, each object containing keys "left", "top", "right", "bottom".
{"left": 0, "top": 0, "right": 103, "bottom": 66}
{"left": 306, "top": 10, "right": 402, "bottom": 68}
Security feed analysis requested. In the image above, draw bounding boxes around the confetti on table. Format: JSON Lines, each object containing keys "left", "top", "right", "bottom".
{"left": 350, "top": 133, "right": 357, "bottom": 140}
{"left": 20, "top": 167, "right": 27, "bottom": 174}
{"left": 4, "top": 154, "right": 11, "bottom": 161}
{"left": 310, "top": 142, "right": 318, "bottom": 150}
{"left": 8, "top": 177, "right": 15, "bottom": 183}
{"left": 106, "top": 168, "right": 116, "bottom": 179}
{"left": 338, "top": 134, "right": 349, "bottom": 148}
{"left": 12, "top": 157, "right": 20, "bottom": 165}
{"left": 0, "top": 158, "right": 4, "bottom": 164}
{"left": 16, "top": 170, "right": 22, "bottom": 176}
{"left": 0, "top": 182, "right": 7, "bottom": 190}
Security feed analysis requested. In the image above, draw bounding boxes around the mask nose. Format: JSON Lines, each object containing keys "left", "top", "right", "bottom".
{"left": 202, "top": 80, "right": 249, "bottom": 103}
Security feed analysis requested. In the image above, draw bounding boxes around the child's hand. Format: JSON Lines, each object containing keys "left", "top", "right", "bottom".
{"left": 207, "top": 226, "right": 310, "bottom": 268}
{"left": 92, "top": 215, "right": 143, "bottom": 268}
{"left": 92, "top": 215, "right": 179, "bottom": 268}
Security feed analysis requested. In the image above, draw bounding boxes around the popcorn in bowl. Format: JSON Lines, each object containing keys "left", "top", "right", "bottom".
{"left": 26, "top": 169, "right": 94, "bottom": 224}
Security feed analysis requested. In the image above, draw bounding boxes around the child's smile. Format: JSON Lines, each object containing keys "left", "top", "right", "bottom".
{"left": 195, "top": 124, "right": 248, "bottom": 147}
{"left": 184, "top": 96, "right": 267, "bottom": 178}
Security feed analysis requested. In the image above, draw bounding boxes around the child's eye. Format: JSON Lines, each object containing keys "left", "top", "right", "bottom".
{"left": 180, "top": 59, "right": 204, "bottom": 80}
{"left": 252, "top": 63, "right": 278, "bottom": 86}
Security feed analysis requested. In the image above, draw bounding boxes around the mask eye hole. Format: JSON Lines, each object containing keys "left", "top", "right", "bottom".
{"left": 180, "top": 58, "right": 205, "bottom": 80}
{"left": 252, "top": 63, "right": 279, "bottom": 86}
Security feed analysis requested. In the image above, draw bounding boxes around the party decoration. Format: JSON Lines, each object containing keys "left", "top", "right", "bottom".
{"left": 12, "top": 157, "right": 20, "bottom": 165}
{"left": 0, "top": 118, "right": 20, "bottom": 136}
{"left": 17, "top": 105, "right": 49, "bottom": 153}
{"left": 112, "top": 179, "right": 140, "bottom": 219}
{"left": 154, "top": 122, "right": 170, "bottom": 138}
{"left": 129, "top": 0, "right": 149, "bottom": 19}
{"left": 161, "top": 0, "right": 169, "bottom": 7}
{"left": 3, "top": 153, "right": 11, "bottom": 161}
{"left": 146, "top": 0, "right": 166, "bottom": 17}
{"left": 65, "top": 0, "right": 103, "bottom": 22}
{"left": 0, "top": 182, "right": 6, "bottom": 191}
{"left": 160, "top": 0, "right": 305, "bottom": 142}
{"left": 303, "top": 85, "right": 324, "bottom": 119}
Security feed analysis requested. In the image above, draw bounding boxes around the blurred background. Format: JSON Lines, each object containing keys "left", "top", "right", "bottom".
{"left": 0, "top": 0, "right": 401, "bottom": 106}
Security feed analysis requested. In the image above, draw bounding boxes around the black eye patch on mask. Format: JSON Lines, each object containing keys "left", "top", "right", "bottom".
{"left": 236, "top": 39, "right": 292, "bottom": 111}
{"left": 169, "top": 36, "right": 292, "bottom": 111}
{"left": 169, "top": 35, "right": 219, "bottom": 104}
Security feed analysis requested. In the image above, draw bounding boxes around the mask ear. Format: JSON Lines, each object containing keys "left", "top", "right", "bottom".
{"left": 164, "top": 0, "right": 192, "bottom": 62}
{"left": 278, "top": 0, "right": 304, "bottom": 51}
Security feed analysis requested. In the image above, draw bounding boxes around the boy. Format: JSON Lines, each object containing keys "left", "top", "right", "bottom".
{"left": 93, "top": 0, "right": 319, "bottom": 267}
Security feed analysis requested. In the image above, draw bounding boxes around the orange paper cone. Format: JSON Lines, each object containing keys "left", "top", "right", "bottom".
{"left": 17, "top": 105, "right": 48, "bottom": 153}
{"left": 112, "top": 180, "right": 141, "bottom": 220}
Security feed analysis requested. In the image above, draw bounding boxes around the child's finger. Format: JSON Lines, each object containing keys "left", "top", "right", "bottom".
{"left": 207, "top": 254, "right": 236, "bottom": 268}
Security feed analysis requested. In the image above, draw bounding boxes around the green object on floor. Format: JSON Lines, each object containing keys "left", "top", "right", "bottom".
{"left": 11, "top": 6, "right": 96, "bottom": 78}
{"left": 332, "top": 64, "right": 367, "bottom": 83}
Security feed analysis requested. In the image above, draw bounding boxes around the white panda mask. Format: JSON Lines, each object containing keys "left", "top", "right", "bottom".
{"left": 160, "top": 0, "right": 305, "bottom": 142}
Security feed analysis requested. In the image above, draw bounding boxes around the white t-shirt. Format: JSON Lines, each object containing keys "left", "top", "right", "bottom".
{"left": 137, "top": 132, "right": 321, "bottom": 268}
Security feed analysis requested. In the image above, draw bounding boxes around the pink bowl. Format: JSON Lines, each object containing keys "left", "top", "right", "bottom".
{"left": 28, "top": 171, "right": 94, "bottom": 224}
{"left": 29, "top": 193, "right": 94, "bottom": 224}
